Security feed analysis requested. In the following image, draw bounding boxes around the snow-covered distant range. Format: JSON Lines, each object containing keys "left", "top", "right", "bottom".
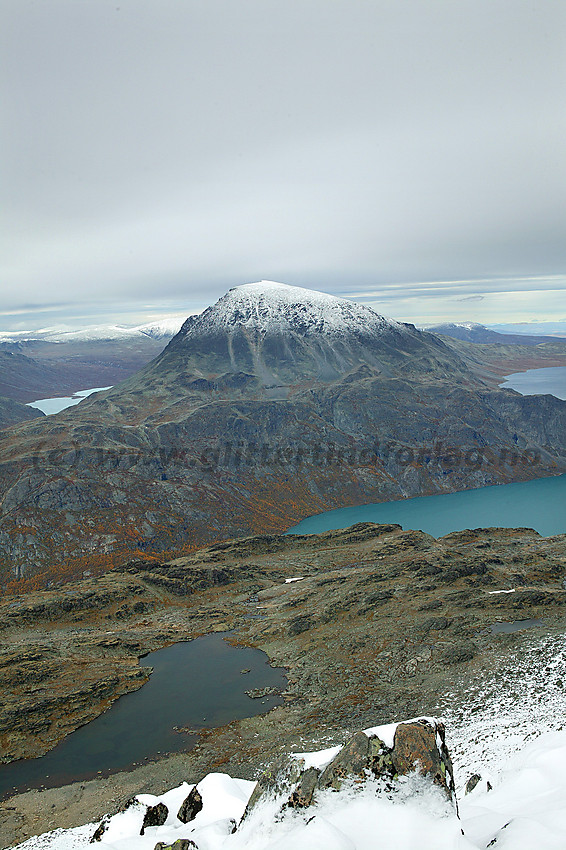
{"left": 0, "top": 317, "right": 185, "bottom": 345}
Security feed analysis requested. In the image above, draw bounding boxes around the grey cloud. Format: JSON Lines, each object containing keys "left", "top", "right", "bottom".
{"left": 2, "top": 0, "right": 566, "bottom": 321}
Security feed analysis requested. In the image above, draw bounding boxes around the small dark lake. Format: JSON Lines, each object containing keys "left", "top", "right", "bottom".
{"left": 0, "top": 633, "right": 287, "bottom": 800}
{"left": 490, "top": 619, "right": 545, "bottom": 634}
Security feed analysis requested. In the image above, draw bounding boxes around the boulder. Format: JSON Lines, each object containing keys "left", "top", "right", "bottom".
{"left": 154, "top": 841, "right": 198, "bottom": 850}
{"left": 391, "top": 720, "right": 452, "bottom": 791}
{"left": 441, "top": 640, "right": 476, "bottom": 664}
{"left": 286, "top": 767, "right": 320, "bottom": 807}
{"left": 465, "top": 773, "right": 481, "bottom": 794}
{"left": 140, "top": 802, "right": 168, "bottom": 835}
{"left": 177, "top": 786, "right": 203, "bottom": 824}
{"left": 318, "top": 731, "right": 370, "bottom": 789}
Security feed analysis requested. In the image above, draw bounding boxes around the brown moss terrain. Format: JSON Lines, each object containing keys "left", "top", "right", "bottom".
{"left": 1, "top": 522, "right": 565, "bottom": 843}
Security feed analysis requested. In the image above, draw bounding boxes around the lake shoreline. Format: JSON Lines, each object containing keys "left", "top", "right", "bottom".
{"left": 286, "top": 472, "right": 566, "bottom": 538}
{"left": 0, "top": 634, "right": 287, "bottom": 801}
{"left": 499, "top": 364, "right": 566, "bottom": 400}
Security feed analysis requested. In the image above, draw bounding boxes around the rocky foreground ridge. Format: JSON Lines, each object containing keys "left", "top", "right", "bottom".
{"left": 1, "top": 520, "right": 566, "bottom": 844}
{"left": 1, "top": 282, "right": 566, "bottom": 582}
{"left": 87, "top": 718, "right": 455, "bottom": 849}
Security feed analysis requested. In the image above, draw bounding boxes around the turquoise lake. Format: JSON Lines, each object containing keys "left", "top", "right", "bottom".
{"left": 287, "top": 474, "right": 566, "bottom": 538}
{"left": 288, "top": 365, "right": 566, "bottom": 539}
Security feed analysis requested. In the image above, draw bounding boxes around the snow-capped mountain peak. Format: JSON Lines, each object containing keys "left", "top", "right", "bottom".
{"left": 180, "top": 281, "right": 404, "bottom": 338}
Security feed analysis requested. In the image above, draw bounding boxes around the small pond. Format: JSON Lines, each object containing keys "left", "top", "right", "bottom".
{"left": 26, "top": 386, "right": 113, "bottom": 415}
{"left": 490, "top": 619, "right": 545, "bottom": 634}
{"left": 0, "top": 633, "right": 287, "bottom": 800}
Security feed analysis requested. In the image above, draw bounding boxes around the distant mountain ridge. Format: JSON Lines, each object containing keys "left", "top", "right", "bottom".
{"left": 0, "top": 317, "right": 184, "bottom": 345}
{"left": 0, "top": 324, "right": 180, "bottom": 404}
{"left": 427, "top": 321, "right": 562, "bottom": 345}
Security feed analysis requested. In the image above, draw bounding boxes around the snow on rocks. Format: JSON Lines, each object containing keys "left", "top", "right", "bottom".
{"left": 14, "top": 689, "right": 566, "bottom": 849}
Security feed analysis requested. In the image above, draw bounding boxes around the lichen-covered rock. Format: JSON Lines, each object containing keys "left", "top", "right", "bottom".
{"left": 140, "top": 802, "right": 168, "bottom": 835}
{"left": 391, "top": 720, "right": 446, "bottom": 786}
{"left": 367, "top": 735, "right": 395, "bottom": 779}
{"left": 318, "top": 731, "right": 370, "bottom": 790}
{"left": 286, "top": 767, "right": 320, "bottom": 807}
{"left": 241, "top": 756, "right": 303, "bottom": 821}
{"left": 154, "top": 840, "right": 198, "bottom": 850}
{"left": 177, "top": 786, "right": 203, "bottom": 824}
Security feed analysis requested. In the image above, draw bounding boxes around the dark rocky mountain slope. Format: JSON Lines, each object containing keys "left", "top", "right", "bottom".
{"left": 0, "top": 282, "right": 565, "bottom": 583}
{"left": 0, "top": 396, "right": 44, "bottom": 430}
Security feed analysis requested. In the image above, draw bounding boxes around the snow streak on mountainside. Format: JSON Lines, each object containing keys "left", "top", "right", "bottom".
{"left": 178, "top": 282, "right": 405, "bottom": 339}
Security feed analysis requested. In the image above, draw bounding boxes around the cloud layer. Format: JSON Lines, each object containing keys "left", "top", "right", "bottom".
{"left": 3, "top": 0, "right": 566, "bottom": 322}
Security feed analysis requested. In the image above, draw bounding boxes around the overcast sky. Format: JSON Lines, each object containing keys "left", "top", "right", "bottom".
{"left": 2, "top": 0, "right": 566, "bottom": 329}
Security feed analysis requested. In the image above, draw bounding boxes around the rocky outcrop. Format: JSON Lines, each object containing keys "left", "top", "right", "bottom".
{"left": 177, "top": 786, "right": 203, "bottom": 823}
{"left": 140, "top": 802, "right": 168, "bottom": 834}
{"left": 317, "top": 730, "right": 371, "bottom": 789}
{"left": 244, "top": 719, "right": 454, "bottom": 823}
{"left": 93, "top": 719, "right": 456, "bottom": 849}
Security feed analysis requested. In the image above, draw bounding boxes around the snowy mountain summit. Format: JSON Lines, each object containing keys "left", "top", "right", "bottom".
{"left": 179, "top": 281, "right": 404, "bottom": 339}
{"left": 152, "top": 280, "right": 453, "bottom": 389}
